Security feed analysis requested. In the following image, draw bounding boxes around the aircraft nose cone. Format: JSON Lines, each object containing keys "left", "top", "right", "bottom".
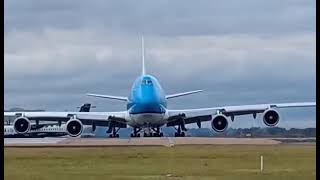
{"left": 140, "top": 89, "right": 159, "bottom": 104}
{"left": 141, "top": 95, "right": 158, "bottom": 104}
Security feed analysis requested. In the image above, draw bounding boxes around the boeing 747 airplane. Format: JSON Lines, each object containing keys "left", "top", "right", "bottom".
{"left": 4, "top": 38, "right": 316, "bottom": 138}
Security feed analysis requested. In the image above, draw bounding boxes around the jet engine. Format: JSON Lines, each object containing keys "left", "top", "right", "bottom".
{"left": 66, "top": 119, "right": 83, "bottom": 137}
{"left": 13, "top": 117, "right": 31, "bottom": 134}
{"left": 262, "top": 108, "right": 280, "bottom": 126}
{"left": 211, "top": 114, "right": 228, "bottom": 132}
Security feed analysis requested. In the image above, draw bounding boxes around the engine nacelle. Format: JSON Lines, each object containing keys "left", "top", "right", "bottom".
{"left": 13, "top": 117, "right": 31, "bottom": 134}
{"left": 211, "top": 114, "right": 228, "bottom": 132}
{"left": 263, "top": 108, "right": 280, "bottom": 126}
{"left": 66, "top": 119, "right": 83, "bottom": 137}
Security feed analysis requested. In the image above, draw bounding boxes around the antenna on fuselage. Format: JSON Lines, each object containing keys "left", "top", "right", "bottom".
{"left": 142, "top": 36, "right": 146, "bottom": 75}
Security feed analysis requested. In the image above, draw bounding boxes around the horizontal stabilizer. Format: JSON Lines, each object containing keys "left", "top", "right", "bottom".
{"left": 166, "top": 90, "right": 203, "bottom": 99}
{"left": 87, "top": 93, "right": 128, "bottom": 101}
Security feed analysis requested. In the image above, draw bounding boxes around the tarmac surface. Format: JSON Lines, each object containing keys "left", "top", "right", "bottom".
{"left": 3, "top": 137, "right": 289, "bottom": 147}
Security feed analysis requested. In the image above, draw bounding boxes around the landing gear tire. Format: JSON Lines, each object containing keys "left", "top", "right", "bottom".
{"left": 108, "top": 126, "right": 120, "bottom": 138}
{"left": 109, "top": 134, "right": 119, "bottom": 138}
{"left": 174, "top": 124, "right": 186, "bottom": 137}
{"left": 181, "top": 132, "right": 185, "bottom": 137}
{"left": 174, "top": 132, "right": 185, "bottom": 137}
{"left": 160, "top": 132, "right": 164, "bottom": 137}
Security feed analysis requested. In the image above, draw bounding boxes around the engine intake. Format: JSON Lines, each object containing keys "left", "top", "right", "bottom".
{"left": 211, "top": 114, "right": 228, "bottom": 132}
{"left": 13, "top": 117, "right": 31, "bottom": 134}
{"left": 66, "top": 119, "right": 83, "bottom": 137}
{"left": 263, "top": 109, "right": 280, "bottom": 126}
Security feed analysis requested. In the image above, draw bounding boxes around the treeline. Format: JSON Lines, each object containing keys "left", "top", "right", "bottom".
{"left": 186, "top": 127, "right": 316, "bottom": 138}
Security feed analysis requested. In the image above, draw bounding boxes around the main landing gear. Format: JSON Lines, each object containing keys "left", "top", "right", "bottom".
{"left": 130, "top": 127, "right": 164, "bottom": 137}
{"left": 174, "top": 124, "right": 186, "bottom": 137}
{"left": 107, "top": 126, "right": 120, "bottom": 138}
{"left": 130, "top": 128, "right": 141, "bottom": 137}
{"left": 143, "top": 128, "right": 164, "bottom": 137}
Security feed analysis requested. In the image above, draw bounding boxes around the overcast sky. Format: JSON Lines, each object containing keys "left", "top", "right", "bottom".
{"left": 4, "top": 0, "right": 316, "bottom": 128}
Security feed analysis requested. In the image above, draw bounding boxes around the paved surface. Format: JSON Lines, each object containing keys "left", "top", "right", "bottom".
{"left": 4, "top": 138, "right": 66, "bottom": 145}
{"left": 4, "top": 137, "right": 285, "bottom": 147}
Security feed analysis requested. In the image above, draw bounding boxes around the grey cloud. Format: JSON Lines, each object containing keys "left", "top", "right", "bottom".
{"left": 4, "top": 0, "right": 316, "bottom": 128}
{"left": 4, "top": 30, "right": 315, "bottom": 109}
{"left": 5, "top": 0, "right": 315, "bottom": 35}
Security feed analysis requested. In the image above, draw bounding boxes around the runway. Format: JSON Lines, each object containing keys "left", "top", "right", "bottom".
{"left": 4, "top": 137, "right": 289, "bottom": 147}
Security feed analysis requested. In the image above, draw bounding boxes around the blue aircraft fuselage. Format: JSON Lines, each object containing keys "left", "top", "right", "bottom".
{"left": 127, "top": 75, "right": 167, "bottom": 115}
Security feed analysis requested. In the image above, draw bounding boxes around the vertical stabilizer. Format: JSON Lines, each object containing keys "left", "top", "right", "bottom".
{"left": 142, "top": 36, "right": 146, "bottom": 75}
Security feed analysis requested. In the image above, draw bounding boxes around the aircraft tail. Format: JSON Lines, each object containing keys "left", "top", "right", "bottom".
{"left": 78, "top": 103, "right": 96, "bottom": 112}
{"left": 85, "top": 37, "right": 145, "bottom": 102}
{"left": 142, "top": 36, "right": 146, "bottom": 75}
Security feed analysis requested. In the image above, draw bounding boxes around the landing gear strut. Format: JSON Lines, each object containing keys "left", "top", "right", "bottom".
{"left": 141, "top": 127, "right": 164, "bottom": 137}
{"left": 174, "top": 125, "right": 186, "bottom": 137}
{"left": 107, "top": 127, "right": 120, "bottom": 138}
{"left": 130, "top": 128, "right": 141, "bottom": 137}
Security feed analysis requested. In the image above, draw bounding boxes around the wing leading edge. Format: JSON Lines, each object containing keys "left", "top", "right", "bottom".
{"left": 167, "top": 102, "right": 316, "bottom": 122}
{"left": 86, "top": 93, "right": 128, "bottom": 101}
{"left": 166, "top": 90, "right": 203, "bottom": 99}
{"left": 4, "top": 111, "right": 128, "bottom": 126}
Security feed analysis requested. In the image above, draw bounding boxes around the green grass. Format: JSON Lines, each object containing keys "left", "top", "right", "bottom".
{"left": 5, "top": 145, "right": 315, "bottom": 180}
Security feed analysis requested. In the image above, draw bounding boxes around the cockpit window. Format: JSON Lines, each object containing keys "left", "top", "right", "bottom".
{"left": 142, "top": 79, "right": 153, "bottom": 85}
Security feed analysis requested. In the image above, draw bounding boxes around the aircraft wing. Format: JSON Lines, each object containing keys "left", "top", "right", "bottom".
{"left": 166, "top": 90, "right": 203, "bottom": 99}
{"left": 4, "top": 111, "right": 128, "bottom": 127}
{"left": 167, "top": 102, "right": 316, "bottom": 126}
{"left": 87, "top": 93, "right": 128, "bottom": 101}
